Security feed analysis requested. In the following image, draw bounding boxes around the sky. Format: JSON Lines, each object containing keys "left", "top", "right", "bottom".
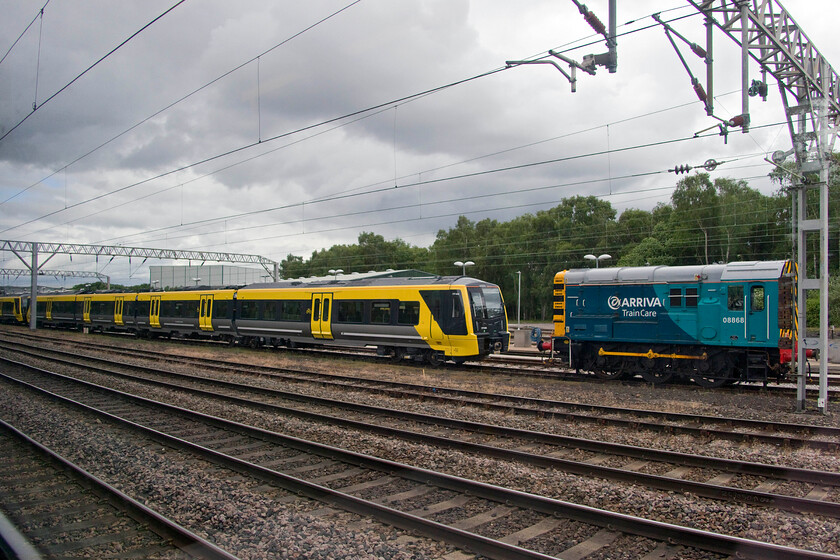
{"left": 1, "top": 0, "right": 838, "bottom": 287}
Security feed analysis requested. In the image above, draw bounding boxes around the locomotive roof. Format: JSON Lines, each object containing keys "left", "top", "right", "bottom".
{"left": 563, "top": 260, "right": 789, "bottom": 285}
{"left": 239, "top": 275, "right": 497, "bottom": 290}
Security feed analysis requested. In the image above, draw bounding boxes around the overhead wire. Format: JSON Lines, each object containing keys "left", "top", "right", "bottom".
{"left": 0, "top": 0, "right": 365, "bottom": 207}
{"left": 35, "top": 120, "right": 776, "bottom": 247}
{"left": 0, "top": 0, "right": 189, "bottom": 145}
{"left": 54, "top": 88, "right": 725, "bottom": 246}
{"left": 1, "top": 6, "right": 702, "bottom": 231}
{"left": 0, "top": 0, "right": 50, "bottom": 67}
{"left": 2, "top": 3, "right": 792, "bottom": 277}
{"left": 122, "top": 151, "right": 770, "bottom": 251}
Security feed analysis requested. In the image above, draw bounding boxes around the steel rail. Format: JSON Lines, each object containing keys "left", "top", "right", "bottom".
{"left": 6, "top": 328, "right": 840, "bottom": 398}
{"left": 0, "top": 418, "right": 239, "bottom": 560}
{"left": 1, "top": 359, "right": 837, "bottom": 560}
{"left": 7, "top": 340, "right": 835, "bottom": 482}
{"left": 20, "top": 344, "right": 840, "bottom": 518}
{"left": 6, "top": 332, "right": 836, "bottom": 442}
{"left": 6, "top": 336, "right": 837, "bottom": 452}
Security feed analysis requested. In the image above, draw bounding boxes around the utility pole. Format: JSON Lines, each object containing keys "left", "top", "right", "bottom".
{"left": 686, "top": 0, "right": 838, "bottom": 413}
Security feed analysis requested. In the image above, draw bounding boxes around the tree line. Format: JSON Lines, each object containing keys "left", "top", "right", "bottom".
{"left": 279, "top": 162, "right": 839, "bottom": 328}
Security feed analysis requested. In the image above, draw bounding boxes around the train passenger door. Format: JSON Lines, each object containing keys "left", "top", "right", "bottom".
{"left": 310, "top": 293, "right": 333, "bottom": 339}
{"left": 82, "top": 297, "right": 92, "bottom": 323}
{"left": 199, "top": 295, "right": 214, "bottom": 331}
{"left": 746, "top": 283, "right": 768, "bottom": 343}
{"left": 115, "top": 297, "right": 124, "bottom": 326}
{"left": 150, "top": 296, "right": 161, "bottom": 328}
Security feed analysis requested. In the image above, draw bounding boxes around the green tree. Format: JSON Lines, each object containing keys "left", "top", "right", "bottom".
{"left": 617, "top": 222, "right": 676, "bottom": 267}
{"left": 669, "top": 173, "right": 720, "bottom": 264}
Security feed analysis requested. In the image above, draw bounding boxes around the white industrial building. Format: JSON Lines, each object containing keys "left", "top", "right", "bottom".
{"left": 150, "top": 265, "right": 265, "bottom": 289}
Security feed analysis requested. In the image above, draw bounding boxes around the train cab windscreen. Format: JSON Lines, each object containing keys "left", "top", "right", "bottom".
{"left": 468, "top": 287, "right": 506, "bottom": 334}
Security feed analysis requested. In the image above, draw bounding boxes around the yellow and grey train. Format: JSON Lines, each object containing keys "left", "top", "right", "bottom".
{"left": 0, "top": 295, "right": 26, "bottom": 324}
{"left": 26, "top": 275, "right": 510, "bottom": 364}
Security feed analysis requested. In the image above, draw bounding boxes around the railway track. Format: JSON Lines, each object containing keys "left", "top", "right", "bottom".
{"left": 4, "top": 333, "right": 837, "bottom": 452}
{"left": 4, "top": 326, "right": 839, "bottom": 398}
{"left": 4, "top": 336, "right": 840, "bottom": 520}
{"left": 2, "top": 355, "right": 836, "bottom": 560}
{"left": 10, "top": 323, "right": 840, "bottom": 401}
{"left": 0, "top": 418, "right": 236, "bottom": 559}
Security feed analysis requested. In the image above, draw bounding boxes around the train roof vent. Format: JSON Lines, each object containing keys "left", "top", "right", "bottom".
{"left": 720, "top": 260, "right": 787, "bottom": 281}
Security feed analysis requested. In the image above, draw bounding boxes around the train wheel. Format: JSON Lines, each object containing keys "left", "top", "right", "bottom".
{"left": 641, "top": 368, "right": 673, "bottom": 384}
{"left": 426, "top": 351, "right": 444, "bottom": 366}
{"left": 593, "top": 369, "right": 625, "bottom": 380}
{"left": 691, "top": 372, "right": 730, "bottom": 388}
{"left": 593, "top": 362, "right": 627, "bottom": 380}
{"left": 640, "top": 358, "right": 672, "bottom": 384}
{"left": 390, "top": 347, "right": 406, "bottom": 363}
{"left": 691, "top": 355, "right": 731, "bottom": 387}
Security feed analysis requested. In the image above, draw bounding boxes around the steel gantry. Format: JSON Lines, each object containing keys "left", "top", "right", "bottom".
{"left": 1, "top": 240, "right": 280, "bottom": 331}
{"left": 1, "top": 269, "right": 111, "bottom": 289}
{"left": 685, "top": 0, "right": 837, "bottom": 413}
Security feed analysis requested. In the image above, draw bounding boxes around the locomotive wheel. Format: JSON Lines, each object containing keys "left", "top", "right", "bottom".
{"left": 641, "top": 368, "right": 673, "bottom": 384}
{"left": 692, "top": 373, "right": 729, "bottom": 388}
{"left": 639, "top": 358, "right": 672, "bottom": 384}
{"left": 691, "top": 355, "right": 731, "bottom": 387}
{"left": 593, "top": 368, "right": 626, "bottom": 380}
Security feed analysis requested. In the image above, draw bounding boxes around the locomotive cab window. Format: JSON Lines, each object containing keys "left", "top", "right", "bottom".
{"left": 727, "top": 285, "right": 744, "bottom": 311}
{"left": 669, "top": 288, "right": 682, "bottom": 308}
{"left": 751, "top": 285, "right": 765, "bottom": 312}
{"left": 468, "top": 287, "right": 505, "bottom": 320}
{"left": 685, "top": 287, "right": 698, "bottom": 308}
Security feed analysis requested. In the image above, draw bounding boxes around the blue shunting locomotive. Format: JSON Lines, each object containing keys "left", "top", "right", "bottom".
{"left": 546, "top": 260, "right": 796, "bottom": 386}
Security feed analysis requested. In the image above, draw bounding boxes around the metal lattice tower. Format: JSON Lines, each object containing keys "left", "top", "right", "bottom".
{"left": 688, "top": 0, "right": 838, "bottom": 413}
{"left": 1, "top": 240, "right": 280, "bottom": 331}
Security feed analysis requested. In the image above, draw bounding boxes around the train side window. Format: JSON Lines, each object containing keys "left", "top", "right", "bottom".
{"left": 312, "top": 299, "right": 321, "bottom": 321}
{"left": 371, "top": 301, "right": 391, "bottom": 324}
{"left": 751, "top": 285, "right": 765, "bottom": 312}
{"left": 685, "top": 288, "right": 698, "bottom": 308}
{"left": 727, "top": 285, "right": 744, "bottom": 311}
{"left": 398, "top": 301, "right": 420, "bottom": 325}
{"left": 240, "top": 301, "right": 259, "bottom": 320}
{"left": 337, "top": 301, "right": 363, "bottom": 323}
{"left": 262, "top": 301, "right": 278, "bottom": 321}
{"left": 213, "top": 301, "right": 230, "bottom": 318}
{"left": 280, "top": 300, "right": 305, "bottom": 321}
{"left": 669, "top": 288, "right": 682, "bottom": 308}
{"left": 322, "top": 298, "right": 330, "bottom": 321}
